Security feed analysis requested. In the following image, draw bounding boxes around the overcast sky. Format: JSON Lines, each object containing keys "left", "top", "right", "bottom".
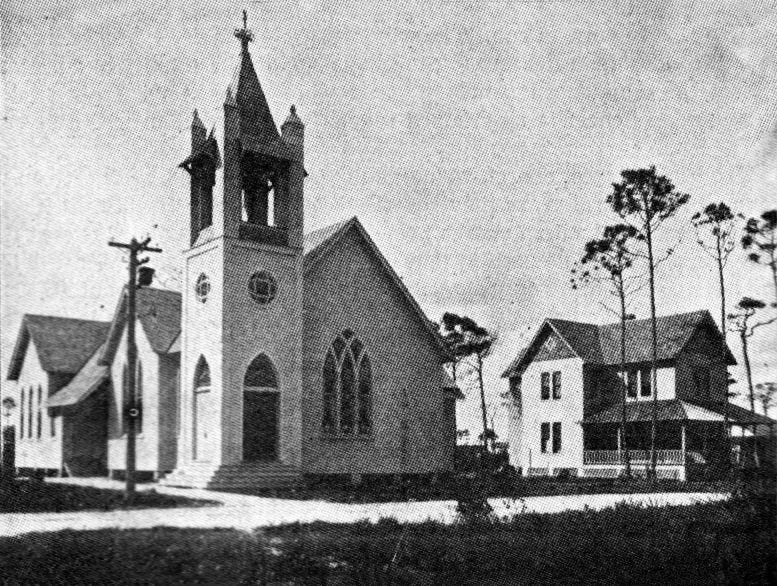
{"left": 2, "top": 0, "right": 776, "bottom": 436}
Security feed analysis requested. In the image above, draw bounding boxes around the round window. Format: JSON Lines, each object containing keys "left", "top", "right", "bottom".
{"left": 248, "top": 271, "right": 277, "bottom": 305}
{"left": 195, "top": 273, "right": 211, "bottom": 303}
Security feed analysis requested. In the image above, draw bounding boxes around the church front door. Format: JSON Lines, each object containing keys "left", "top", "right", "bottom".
{"left": 243, "top": 391, "right": 279, "bottom": 461}
{"left": 193, "top": 388, "right": 215, "bottom": 462}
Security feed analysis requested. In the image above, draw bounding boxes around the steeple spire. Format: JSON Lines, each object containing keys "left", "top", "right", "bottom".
{"left": 234, "top": 10, "right": 253, "bottom": 54}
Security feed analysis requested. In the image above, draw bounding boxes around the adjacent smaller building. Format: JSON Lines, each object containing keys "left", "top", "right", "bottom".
{"left": 502, "top": 310, "right": 775, "bottom": 480}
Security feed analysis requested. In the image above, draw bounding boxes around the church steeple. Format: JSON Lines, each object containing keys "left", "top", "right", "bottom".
{"left": 222, "top": 11, "right": 303, "bottom": 246}
{"left": 225, "top": 11, "right": 291, "bottom": 160}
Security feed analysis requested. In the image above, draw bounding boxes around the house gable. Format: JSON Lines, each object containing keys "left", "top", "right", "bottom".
{"left": 532, "top": 328, "right": 577, "bottom": 362}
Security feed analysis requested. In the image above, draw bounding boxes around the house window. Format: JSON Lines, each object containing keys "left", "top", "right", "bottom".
{"left": 693, "top": 369, "right": 709, "bottom": 397}
{"left": 19, "top": 388, "right": 24, "bottom": 439}
{"left": 552, "top": 371, "right": 562, "bottom": 400}
{"left": 626, "top": 370, "right": 638, "bottom": 398}
{"left": 541, "top": 422, "right": 550, "bottom": 453}
{"left": 552, "top": 422, "right": 562, "bottom": 453}
{"left": 322, "top": 330, "right": 372, "bottom": 435}
{"left": 50, "top": 408, "right": 56, "bottom": 437}
{"left": 36, "top": 385, "right": 42, "bottom": 439}
{"left": 541, "top": 372, "right": 550, "bottom": 400}
{"left": 640, "top": 367, "right": 651, "bottom": 397}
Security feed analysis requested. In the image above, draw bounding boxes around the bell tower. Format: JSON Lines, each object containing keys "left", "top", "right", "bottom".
{"left": 172, "top": 12, "right": 305, "bottom": 485}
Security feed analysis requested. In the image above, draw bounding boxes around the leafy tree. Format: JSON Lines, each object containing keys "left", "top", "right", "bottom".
{"left": 727, "top": 297, "right": 777, "bottom": 413}
{"left": 607, "top": 166, "right": 690, "bottom": 476}
{"left": 754, "top": 382, "right": 776, "bottom": 417}
{"left": 741, "top": 209, "right": 777, "bottom": 306}
{"left": 571, "top": 224, "right": 643, "bottom": 477}
{"left": 440, "top": 313, "right": 496, "bottom": 455}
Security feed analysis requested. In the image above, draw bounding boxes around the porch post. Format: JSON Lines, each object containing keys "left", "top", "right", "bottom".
{"left": 680, "top": 422, "right": 687, "bottom": 481}
{"left": 617, "top": 426, "right": 622, "bottom": 464}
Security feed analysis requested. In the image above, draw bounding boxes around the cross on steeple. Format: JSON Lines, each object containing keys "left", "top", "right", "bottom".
{"left": 234, "top": 10, "right": 253, "bottom": 53}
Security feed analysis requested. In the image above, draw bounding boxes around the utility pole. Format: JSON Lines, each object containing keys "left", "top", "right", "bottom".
{"left": 109, "top": 237, "right": 161, "bottom": 502}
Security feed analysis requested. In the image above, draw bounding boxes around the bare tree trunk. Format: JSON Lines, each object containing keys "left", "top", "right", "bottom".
{"left": 618, "top": 281, "right": 631, "bottom": 477}
{"left": 742, "top": 332, "right": 755, "bottom": 413}
{"left": 477, "top": 353, "right": 488, "bottom": 456}
{"left": 644, "top": 211, "right": 659, "bottom": 478}
{"left": 716, "top": 238, "right": 731, "bottom": 466}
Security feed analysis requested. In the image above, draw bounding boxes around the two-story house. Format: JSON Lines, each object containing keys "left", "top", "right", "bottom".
{"left": 502, "top": 310, "right": 775, "bottom": 480}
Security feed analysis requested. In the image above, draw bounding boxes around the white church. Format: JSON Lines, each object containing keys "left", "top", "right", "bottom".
{"left": 7, "top": 18, "right": 458, "bottom": 489}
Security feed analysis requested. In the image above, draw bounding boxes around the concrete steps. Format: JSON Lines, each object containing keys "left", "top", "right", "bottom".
{"left": 160, "top": 461, "right": 301, "bottom": 490}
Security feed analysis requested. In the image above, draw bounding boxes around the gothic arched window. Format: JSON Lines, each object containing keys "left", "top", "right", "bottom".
{"left": 194, "top": 356, "right": 211, "bottom": 390}
{"left": 322, "top": 330, "right": 372, "bottom": 435}
{"left": 244, "top": 354, "right": 278, "bottom": 391}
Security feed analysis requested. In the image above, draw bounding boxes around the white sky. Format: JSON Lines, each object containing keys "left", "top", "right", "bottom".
{"left": 1, "top": 0, "right": 776, "bottom": 437}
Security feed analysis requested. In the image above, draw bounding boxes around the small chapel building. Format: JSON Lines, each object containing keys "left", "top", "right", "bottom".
{"left": 7, "top": 18, "right": 457, "bottom": 488}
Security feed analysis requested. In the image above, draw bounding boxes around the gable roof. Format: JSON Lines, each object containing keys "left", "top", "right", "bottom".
{"left": 6, "top": 315, "right": 110, "bottom": 380}
{"left": 303, "top": 217, "right": 450, "bottom": 360}
{"left": 47, "top": 343, "right": 109, "bottom": 408}
{"left": 100, "top": 286, "right": 182, "bottom": 365}
{"left": 502, "top": 310, "right": 735, "bottom": 378}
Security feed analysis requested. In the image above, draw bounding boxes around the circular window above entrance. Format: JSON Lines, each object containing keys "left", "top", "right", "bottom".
{"left": 248, "top": 271, "right": 277, "bottom": 305}
{"left": 195, "top": 273, "right": 211, "bottom": 303}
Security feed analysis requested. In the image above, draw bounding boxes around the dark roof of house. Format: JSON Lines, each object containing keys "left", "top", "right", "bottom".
{"left": 47, "top": 343, "right": 109, "bottom": 408}
{"left": 584, "top": 399, "right": 776, "bottom": 426}
{"left": 6, "top": 315, "right": 111, "bottom": 380}
{"left": 502, "top": 310, "right": 736, "bottom": 377}
{"left": 100, "top": 287, "right": 182, "bottom": 364}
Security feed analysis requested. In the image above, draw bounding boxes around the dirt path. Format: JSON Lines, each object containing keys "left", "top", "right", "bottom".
{"left": 0, "top": 478, "right": 727, "bottom": 537}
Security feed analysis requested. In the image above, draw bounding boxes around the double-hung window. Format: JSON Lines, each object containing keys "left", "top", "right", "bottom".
{"left": 541, "top": 422, "right": 562, "bottom": 454}
{"left": 540, "top": 422, "right": 550, "bottom": 453}
{"left": 640, "top": 367, "right": 652, "bottom": 397}
{"left": 540, "top": 372, "right": 550, "bottom": 400}
{"left": 552, "top": 371, "right": 562, "bottom": 399}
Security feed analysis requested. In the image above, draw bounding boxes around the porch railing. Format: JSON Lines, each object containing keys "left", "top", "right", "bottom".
{"left": 583, "top": 450, "right": 685, "bottom": 465}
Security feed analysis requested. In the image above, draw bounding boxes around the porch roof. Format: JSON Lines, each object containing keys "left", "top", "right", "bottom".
{"left": 47, "top": 344, "right": 109, "bottom": 408}
{"left": 583, "top": 399, "right": 776, "bottom": 426}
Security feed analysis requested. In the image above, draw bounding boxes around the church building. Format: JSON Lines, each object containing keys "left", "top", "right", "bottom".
{"left": 6, "top": 18, "right": 458, "bottom": 489}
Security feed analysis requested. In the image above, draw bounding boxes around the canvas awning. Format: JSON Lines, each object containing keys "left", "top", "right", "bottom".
{"left": 47, "top": 344, "right": 109, "bottom": 408}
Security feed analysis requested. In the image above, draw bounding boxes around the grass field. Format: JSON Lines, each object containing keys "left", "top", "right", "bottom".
{"left": 1, "top": 489, "right": 773, "bottom": 585}
{"left": 0, "top": 479, "right": 217, "bottom": 513}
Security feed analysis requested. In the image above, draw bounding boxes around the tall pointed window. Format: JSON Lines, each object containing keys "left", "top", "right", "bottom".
{"left": 19, "top": 388, "right": 25, "bottom": 439}
{"left": 36, "top": 385, "right": 42, "bottom": 439}
{"left": 322, "top": 330, "right": 372, "bottom": 436}
{"left": 136, "top": 361, "right": 144, "bottom": 435}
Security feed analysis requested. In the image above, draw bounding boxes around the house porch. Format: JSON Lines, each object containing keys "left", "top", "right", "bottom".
{"left": 581, "top": 399, "right": 775, "bottom": 480}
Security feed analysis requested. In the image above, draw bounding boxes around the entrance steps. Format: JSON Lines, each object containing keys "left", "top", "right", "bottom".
{"left": 160, "top": 461, "right": 301, "bottom": 490}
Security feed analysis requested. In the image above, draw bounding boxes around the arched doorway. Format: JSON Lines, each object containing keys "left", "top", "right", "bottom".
{"left": 243, "top": 354, "right": 279, "bottom": 461}
{"left": 192, "top": 356, "right": 214, "bottom": 462}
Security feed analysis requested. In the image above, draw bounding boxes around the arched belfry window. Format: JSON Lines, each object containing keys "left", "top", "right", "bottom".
{"left": 244, "top": 354, "right": 278, "bottom": 391}
{"left": 194, "top": 356, "right": 211, "bottom": 390}
{"left": 322, "top": 330, "right": 372, "bottom": 435}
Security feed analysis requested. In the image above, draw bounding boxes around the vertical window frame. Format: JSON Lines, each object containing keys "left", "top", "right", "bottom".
{"left": 552, "top": 371, "right": 562, "bottom": 400}
{"left": 540, "top": 422, "right": 550, "bottom": 453}
{"left": 540, "top": 372, "right": 550, "bottom": 400}
{"left": 552, "top": 422, "right": 562, "bottom": 453}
